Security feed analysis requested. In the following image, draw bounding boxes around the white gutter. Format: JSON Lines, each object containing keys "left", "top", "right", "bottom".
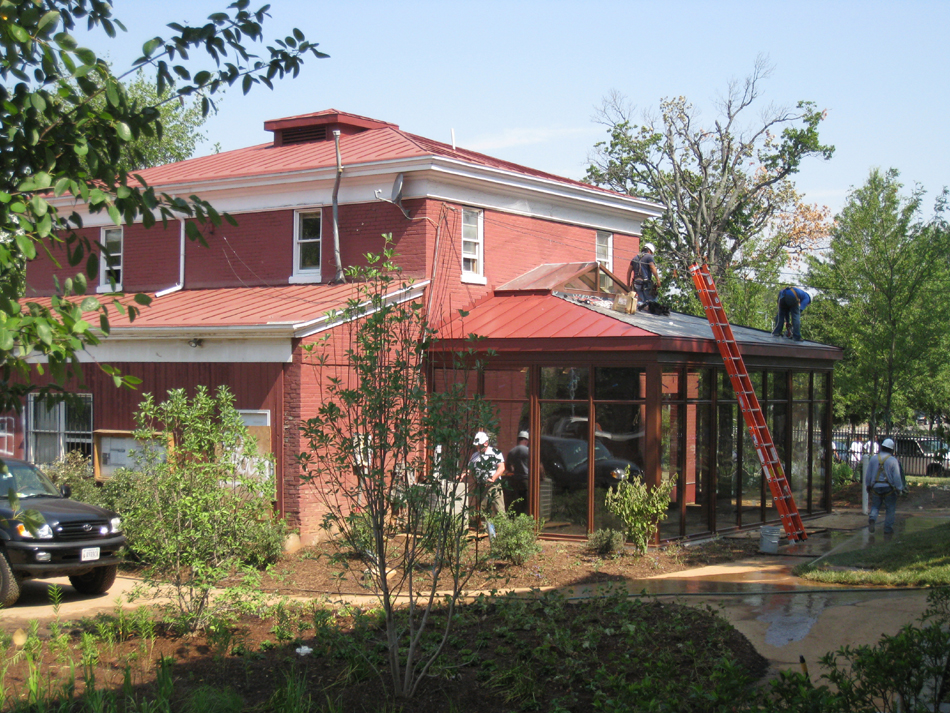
{"left": 293, "top": 281, "right": 430, "bottom": 338}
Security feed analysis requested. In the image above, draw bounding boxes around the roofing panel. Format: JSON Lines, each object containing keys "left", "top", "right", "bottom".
{"left": 437, "top": 294, "right": 655, "bottom": 341}
{"left": 26, "top": 284, "right": 368, "bottom": 331}
{"left": 130, "top": 118, "right": 637, "bottom": 202}
{"left": 437, "top": 292, "right": 841, "bottom": 358}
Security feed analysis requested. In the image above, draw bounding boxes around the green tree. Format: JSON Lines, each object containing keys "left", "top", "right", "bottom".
{"left": 586, "top": 57, "right": 833, "bottom": 317}
{"left": 299, "top": 242, "right": 498, "bottom": 701}
{"left": 805, "top": 169, "right": 950, "bottom": 436}
{"left": 0, "top": 1, "right": 326, "bottom": 413}
{"left": 112, "top": 68, "right": 212, "bottom": 170}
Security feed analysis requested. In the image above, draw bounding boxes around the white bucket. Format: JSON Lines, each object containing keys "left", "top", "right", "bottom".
{"left": 759, "top": 526, "right": 782, "bottom": 554}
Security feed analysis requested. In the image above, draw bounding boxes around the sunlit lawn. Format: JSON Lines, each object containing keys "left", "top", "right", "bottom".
{"left": 795, "top": 521, "right": 950, "bottom": 586}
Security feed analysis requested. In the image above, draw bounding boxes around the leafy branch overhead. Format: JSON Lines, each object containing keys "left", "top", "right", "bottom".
{"left": 586, "top": 57, "right": 834, "bottom": 317}
{"left": 0, "top": 0, "right": 327, "bottom": 411}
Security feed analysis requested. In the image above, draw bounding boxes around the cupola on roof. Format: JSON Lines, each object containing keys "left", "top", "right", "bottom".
{"left": 264, "top": 108, "right": 397, "bottom": 146}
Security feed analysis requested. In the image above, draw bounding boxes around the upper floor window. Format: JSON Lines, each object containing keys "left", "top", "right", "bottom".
{"left": 461, "top": 208, "right": 485, "bottom": 284}
{"left": 596, "top": 230, "right": 613, "bottom": 290}
{"left": 98, "top": 227, "right": 123, "bottom": 292}
{"left": 291, "top": 209, "right": 322, "bottom": 283}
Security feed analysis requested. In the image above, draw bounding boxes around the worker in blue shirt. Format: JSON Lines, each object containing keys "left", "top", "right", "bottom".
{"left": 771, "top": 286, "right": 811, "bottom": 342}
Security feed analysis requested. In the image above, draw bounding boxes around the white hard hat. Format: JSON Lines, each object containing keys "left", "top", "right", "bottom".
{"left": 473, "top": 431, "right": 489, "bottom": 446}
{"left": 881, "top": 438, "right": 895, "bottom": 450}
{"left": 517, "top": 430, "right": 529, "bottom": 440}
{"left": 644, "top": 243, "right": 656, "bottom": 253}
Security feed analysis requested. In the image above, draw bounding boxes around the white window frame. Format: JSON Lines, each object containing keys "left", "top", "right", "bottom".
{"left": 460, "top": 207, "right": 486, "bottom": 285}
{"left": 290, "top": 208, "right": 323, "bottom": 284}
{"left": 26, "top": 393, "right": 93, "bottom": 463}
{"left": 97, "top": 226, "right": 123, "bottom": 293}
{"left": 0, "top": 416, "right": 14, "bottom": 456}
{"left": 596, "top": 231, "right": 613, "bottom": 291}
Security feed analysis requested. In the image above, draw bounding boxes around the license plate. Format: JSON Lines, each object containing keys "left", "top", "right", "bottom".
{"left": 81, "top": 547, "right": 100, "bottom": 562}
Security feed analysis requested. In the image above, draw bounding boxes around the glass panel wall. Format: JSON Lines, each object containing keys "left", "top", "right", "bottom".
{"left": 813, "top": 401, "right": 829, "bottom": 511}
{"left": 484, "top": 367, "right": 530, "bottom": 514}
{"left": 540, "top": 402, "right": 589, "bottom": 537}
{"left": 592, "top": 401, "right": 646, "bottom": 532}
{"left": 717, "top": 403, "right": 740, "bottom": 529}
{"left": 440, "top": 355, "right": 834, "bottom": 539}
{"left": 658, "top": 403, "right": 683, "bottom": 540}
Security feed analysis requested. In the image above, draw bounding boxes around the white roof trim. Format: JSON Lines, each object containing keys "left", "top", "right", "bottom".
{"left": 294, "top": 281, "right": 430, "bottom": 338}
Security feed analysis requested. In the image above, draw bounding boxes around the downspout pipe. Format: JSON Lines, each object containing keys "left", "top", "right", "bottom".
{"left": 155, "top": 218, "right": 186, "bottom": 297}
{"left": 331, "top": 130, "right": 345, "bottom": 284}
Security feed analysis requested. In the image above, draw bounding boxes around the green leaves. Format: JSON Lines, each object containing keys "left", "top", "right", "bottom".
{"left": 0, "top": 0, "right": 325, "bottom": 413}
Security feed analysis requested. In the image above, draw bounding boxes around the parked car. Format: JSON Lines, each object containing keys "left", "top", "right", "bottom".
{"left": 891, "top": 437, "right": 949, "bottom": 478}
{"left": 1, "top": 458, "right": 125, "bottom": 607}
{"left": 539, "top": 436, "right": 641, "bottom": 491}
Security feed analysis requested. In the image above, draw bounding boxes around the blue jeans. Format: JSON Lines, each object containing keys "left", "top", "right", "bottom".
{"left": 869, "top": 488, "right": 898, "bottom": 533}
{"left": 634, "top": 279, "right": 654, "bottom": 306}
{"left": 772, "top": 301, "right": 802, "bottom": 339}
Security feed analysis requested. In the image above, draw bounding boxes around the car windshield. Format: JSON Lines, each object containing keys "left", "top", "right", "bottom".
{"left": 554, "top": 439, "right": 614, "bottom": 471}
{"left": 0, "top": 462, "right": 61, "bottom": 499}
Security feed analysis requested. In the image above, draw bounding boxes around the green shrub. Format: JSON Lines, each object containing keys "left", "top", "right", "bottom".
{"left": 117, "top": 386, "right": 285, "bottom": 630}
{"left": 39, "top": 451, "right": 102, "bottom": 507}
{"left": 489, "top": 512, "right": 542, "bottom": 565}
{"left": 587, "top": 528, "right": 626, "bottom": 556}
{"left": 831, "top": 460, "right": 854, "bottom": 489}
{"left": 604, "top": 475, "right": 675, "bottom": 555}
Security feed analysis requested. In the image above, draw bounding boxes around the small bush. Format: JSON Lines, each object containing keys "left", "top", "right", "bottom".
{"left": 604, "top": 475, "right": 675, "bottom": 555}
{"left": 489, "top": 512, "right": 541, "bottom": 565}
{"left": 587, "top": 528, "right": 626, "bottom": 555}
{"left": 40, "top": 451, "right": 102, "bottom": 507}
{"left": 831, "top": 460, "right": 854, "bottom": 489}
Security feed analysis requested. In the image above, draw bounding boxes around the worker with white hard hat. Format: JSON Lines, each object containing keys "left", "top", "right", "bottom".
{"left": 864, "top": 437, "right": 904, "bottom": 534}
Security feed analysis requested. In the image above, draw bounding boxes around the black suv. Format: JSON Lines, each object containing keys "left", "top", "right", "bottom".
{"left": 1, "top": 458, "right": 125, "bottom": 607}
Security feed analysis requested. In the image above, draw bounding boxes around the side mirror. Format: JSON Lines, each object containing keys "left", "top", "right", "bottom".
{"left": 61, "top": 483, "right": 72, "bottom": 498}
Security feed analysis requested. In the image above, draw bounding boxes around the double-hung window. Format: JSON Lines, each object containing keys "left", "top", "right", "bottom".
{"left": 461, "top": 208, "right": 485, "bottom": 284}
{"left": 596, "top": 230, "right": 613, "bottom": 291}
{"left": 0, "top": 416, "right": 13, "bottom": 456}
{"left": 98, "top": 227, "right": 123, "bottom": 292}
{"left": 27, "top": 393, "right": 93, "bottom": 463}
{"left": 291, "top": 209, "right": 322, "bottom": 283}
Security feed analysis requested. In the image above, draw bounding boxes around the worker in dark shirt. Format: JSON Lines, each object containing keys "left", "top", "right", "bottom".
{"left": 504, "top": 431, "right": 530, "bottom": 515}
{"left": 771, "top": 286, "right": 811, "bottom": 342}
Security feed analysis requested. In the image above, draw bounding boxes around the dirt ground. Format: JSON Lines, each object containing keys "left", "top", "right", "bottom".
{"left": 258, "top": 535, "right": 764, "bottom": 598}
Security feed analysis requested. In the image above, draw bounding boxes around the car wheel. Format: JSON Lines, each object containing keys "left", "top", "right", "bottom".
{"left": 926, "top": 463, "right": 945, "bottom": 477}
{"left": 0, "top": 551, "right": 22, "bottom": 608}
{"left": 68, "top": 564, "right": 118, "bottom": 595}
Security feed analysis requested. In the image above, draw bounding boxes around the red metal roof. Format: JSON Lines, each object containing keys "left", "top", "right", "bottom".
{"left": 25, "top": 283, "right": 368, "bottom": 331}
{"left": 131, "top": 112, "right": 623, "bottom": 197}
{"left": 437, "top": 294, "right": 655, "bottom": 342}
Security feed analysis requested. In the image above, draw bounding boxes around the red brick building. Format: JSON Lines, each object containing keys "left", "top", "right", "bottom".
{"left": 14, "top": 109, "right": 678, "bottom": 541}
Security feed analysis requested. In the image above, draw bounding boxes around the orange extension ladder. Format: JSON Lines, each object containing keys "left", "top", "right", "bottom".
{"left": 689, "top": 264, "right": 808, "bottom": 542}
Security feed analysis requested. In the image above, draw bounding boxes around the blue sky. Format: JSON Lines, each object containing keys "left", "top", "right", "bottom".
{"left": 82, "top": 0, "right": 949, "bottom": 220}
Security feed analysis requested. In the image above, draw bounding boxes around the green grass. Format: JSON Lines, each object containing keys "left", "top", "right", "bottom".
{"left": 795, "top": 521, "right": 950, "bottom": 585}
